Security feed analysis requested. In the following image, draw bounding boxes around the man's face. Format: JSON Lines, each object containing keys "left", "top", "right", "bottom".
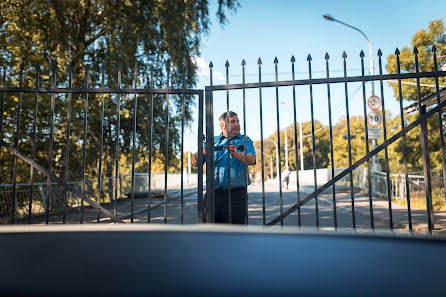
{"left": 221, "top": 115, "right": 240, "bottom": 138}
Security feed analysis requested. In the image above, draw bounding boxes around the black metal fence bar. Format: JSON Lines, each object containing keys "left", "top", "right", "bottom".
{"left": 197, "top": 90, "right": 204, "bottom": 223}
{"left": 114, "top": 66, "right": 122, "bottom": 221}
{"left": 395, "top": 49, "right": 412, "bottom": 231}
{"left": 63, "top": 64, "right": 73, "bottom": 224}
{"left": 205, "top": 63, "right": 215, "bottom": 223}
{"left": 342, "top": 52, "right": 355, "bottom": 229}
{"left": 308, "top": 55, "right": 319, "bottom": 227}
{"left": 81, "top": 66, "right": 90, "bottom": 223}
{"left": 97, "top": 67, "right": 106, "bottom": 223}
{"left": 10, "top": 64, "right": 24, "bottom": 223}
{"left": 45, "top": 65, "right": 57, "bottom": 224}
{"left": 360, "top": 52, "right": 374, "bottom": 229}
{"left": 274, "top": 57, "right": 283, "bottom": 227}
{"left": 258, "top": 58, "right": 266, "bottom": 225}
{"left": 241, "top": 60, "right": 248, "bottom": 225}
{"left": 181, "top": 73, "right": 185, "bottom": 224}
{"left": 225, "top": 61, "right": 232, "bottom": 223}
{"left": 1, "top": 63, "right": 203, "bottom": 225}
{"left": 205, "top": 71, "right": 446, "bottom": 91}
{"left": 130, "top": 65, "right": 138, "bottom": 223}
{"left": 164, "top": 66, "right": 170, "bottom": 224}
{"left": 432, "top": 46, "right": 446, "bottom": 202}
{"left": 378, "top": 50, "right": 393, "bottom": 229}
{"left": 291, "top": 56, "right": 301, "bottom": 227}
{"left": 147, "top": 66, "right": 154, "bottom": 223}
{"left": 414, "top": 47, "right": 434, "bottom": 232}
{"left": 0, "top": 66, "right": 5, "bottom": 143}
{"left": 325, "top": 53, "right": 337, "bottom": 229}
{"left": 204, "top": 89, "right": 213, "bottom": 223}
{"left": 267, "top": 97, "right": 446, "bottom": 226}
{"left": 28, "top": 65, "right": 40, "bottom": 224}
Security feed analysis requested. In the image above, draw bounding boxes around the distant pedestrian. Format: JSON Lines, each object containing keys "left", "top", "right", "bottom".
{"left": 255, "top": 171, "right": 261, "bottom": 184}
{"left": 282, "top": 167, "right": 290, "bottom": 190}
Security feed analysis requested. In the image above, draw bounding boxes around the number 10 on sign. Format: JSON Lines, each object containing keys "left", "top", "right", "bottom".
{"left": 368, "top": 111, "right": 382, "bottom": 127}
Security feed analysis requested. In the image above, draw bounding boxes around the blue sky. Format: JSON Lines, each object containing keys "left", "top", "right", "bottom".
{"left": 188, "top": 0, "right": 446, "bottom": 143}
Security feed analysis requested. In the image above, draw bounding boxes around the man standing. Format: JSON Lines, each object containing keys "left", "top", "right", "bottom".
{"left": 282, "top": 167, "right": 290, "bottom": 190}
{"left": 192, "top": 111, "right": 256, "bottom": 224}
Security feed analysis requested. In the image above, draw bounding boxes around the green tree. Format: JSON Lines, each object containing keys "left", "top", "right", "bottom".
{"left": 0, "top": 0, "right": 239, "bottom": 186}
{"left": 253, "top": 121, "right": 330, "bottom": 178}
{"left": 387, "top": 19, "right": 446, "bottom": 101}
{"left": 386, "top": 19, "right": 445, "bottom": 172}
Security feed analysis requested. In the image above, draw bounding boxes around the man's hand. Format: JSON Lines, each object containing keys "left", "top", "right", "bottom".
{"left": 225, "top": 142, "right": 255, "bottom": 165}
{"left": 223, "top": 142, "right": 236, "bottom": 156}
{"left": 191, "top": 147, "right": 206, "bottom": 167}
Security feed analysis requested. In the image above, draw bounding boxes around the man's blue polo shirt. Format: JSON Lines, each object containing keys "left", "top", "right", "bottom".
{"left": 203, "top": 133, "right": 256, "bottom": 189}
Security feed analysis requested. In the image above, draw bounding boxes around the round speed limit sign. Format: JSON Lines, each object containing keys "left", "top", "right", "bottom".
{"left": 367, "top": 95, "right": 381, "bottom": 110}
{"left": 368, "top": 111, "right": 382, "bottom": 127}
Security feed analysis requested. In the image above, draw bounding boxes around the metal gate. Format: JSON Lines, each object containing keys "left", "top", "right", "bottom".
{"left": 0, "top": 64, "right": 205, "bottom": 224}
{"left": 204, "top": 47, "right": 446, "bottom": 233}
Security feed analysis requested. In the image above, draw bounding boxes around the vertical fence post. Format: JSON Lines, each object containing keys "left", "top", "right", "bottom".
{"left": 80, "top": 65, "right": 89, "bottom": 224}
{"left": 147, "top": 65, "right": 154, "bottom": 223}
{"left": 241, "top": 59, "right": 248, "bottom": 225}
{"left": 11, "top": 63, "right": 24, "bottom": 224}
{"left": 114, "top": 65, "right": 122, "bottom": 221}
{"left": 342, "top": 51, "right": 355, "bottom": 229}
{"left": 291, "top": 56, "right": 302, "bottom": 227}
{"left": 325, "top": 53, "right": 337, "bottom": 229}
{"left": 205, "top": 62, "right": 215, "bottom": 223}
{"left": 198, "top": 88, "right": 205, "bottom": 223}
{"left": 63, "top": 63, "right": 73, "bottom": 224}
{"left": 378, "top": 49, "right": 393, "bottom": 230}
{"left": 308, "top": 54, "right": 319, "bottom": 227}
{"left": 28, "top": 64, "right": 40, "bottom": 224}
{"left": 180, "top": 68, "right": 185, "bottom": 224}
{"left": 274, "top": 57, "right": 283, "bottom": 226}
{"left": 414, "top": 47, "right": 434, "bottom": 232}
{"left": 45, "top": 64, "right": 57, "bottom": 224}
{"left": 130, "top": 64, "right": 138, "bottom": 223}
{"left": 163, "top": 63, "right": 170, "bottom": 224}
{"left": 258, "top": 58, "right": 266, "bottom": 225}
{"left": 395, "top": 48, "right": 412, "bottom": 231}
{"left": 96, "top": 66, "right": 106, "bottom": 223}
{"left": 360, "top": 51, "right": 374, "bottom": 229}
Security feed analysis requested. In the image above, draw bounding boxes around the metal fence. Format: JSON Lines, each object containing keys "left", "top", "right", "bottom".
{"left": 204, "top": 47, "right": 446, "bottom": 233}
{"left": 0, "top": 64, "right": 205, "bottom": 224}
{"left": 1, "top": 46, "right": 445, "bottom": 232}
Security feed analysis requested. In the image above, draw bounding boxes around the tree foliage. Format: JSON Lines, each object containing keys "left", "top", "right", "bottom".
{"left": 0, "top": 0, "right": 239, "bottom": 184}
{"left": 386, "top": 19, "right": 445, "bottom": 172}
{"left": 386, "top": 19, "right": 446, "bottom": 101}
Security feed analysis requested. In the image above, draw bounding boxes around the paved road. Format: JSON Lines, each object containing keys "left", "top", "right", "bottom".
{"left": 26, "top": 181, "right": 446, "bottom": 234}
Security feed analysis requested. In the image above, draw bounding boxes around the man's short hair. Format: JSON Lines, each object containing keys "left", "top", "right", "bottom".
{"left": 219, "top": 111, "right": 238, "bottom": 123}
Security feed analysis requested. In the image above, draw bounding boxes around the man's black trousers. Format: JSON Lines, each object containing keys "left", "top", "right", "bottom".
{"left": 206, "top": 187, "right": 247, "bottom": 224}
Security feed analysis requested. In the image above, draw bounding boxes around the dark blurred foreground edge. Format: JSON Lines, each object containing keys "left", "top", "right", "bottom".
{"left": 0, "top": 225, "right": 445, "bottom": 297}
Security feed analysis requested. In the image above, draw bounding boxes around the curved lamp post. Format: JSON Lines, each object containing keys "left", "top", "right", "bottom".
{"left": 264, "top": 139, "right": 280, "bottom": 179}
{"left": 323, "top": 13, "right": 379, "bottom": 192}
{"left": 323, "top": 14, "right": 375, "bottom": 95}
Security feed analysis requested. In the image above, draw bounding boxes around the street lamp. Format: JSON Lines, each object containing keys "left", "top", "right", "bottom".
{"left": 263, "top": 152, "right": 274, "bottom": 180}
{"left": 323, "top": 13, "right": 379, "bottom": 192}
{"left": 264, "top": 138, "right": 280, "bottom": 179}
{"left": 255, "top": 145, "right": 275, "bottom": 180}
